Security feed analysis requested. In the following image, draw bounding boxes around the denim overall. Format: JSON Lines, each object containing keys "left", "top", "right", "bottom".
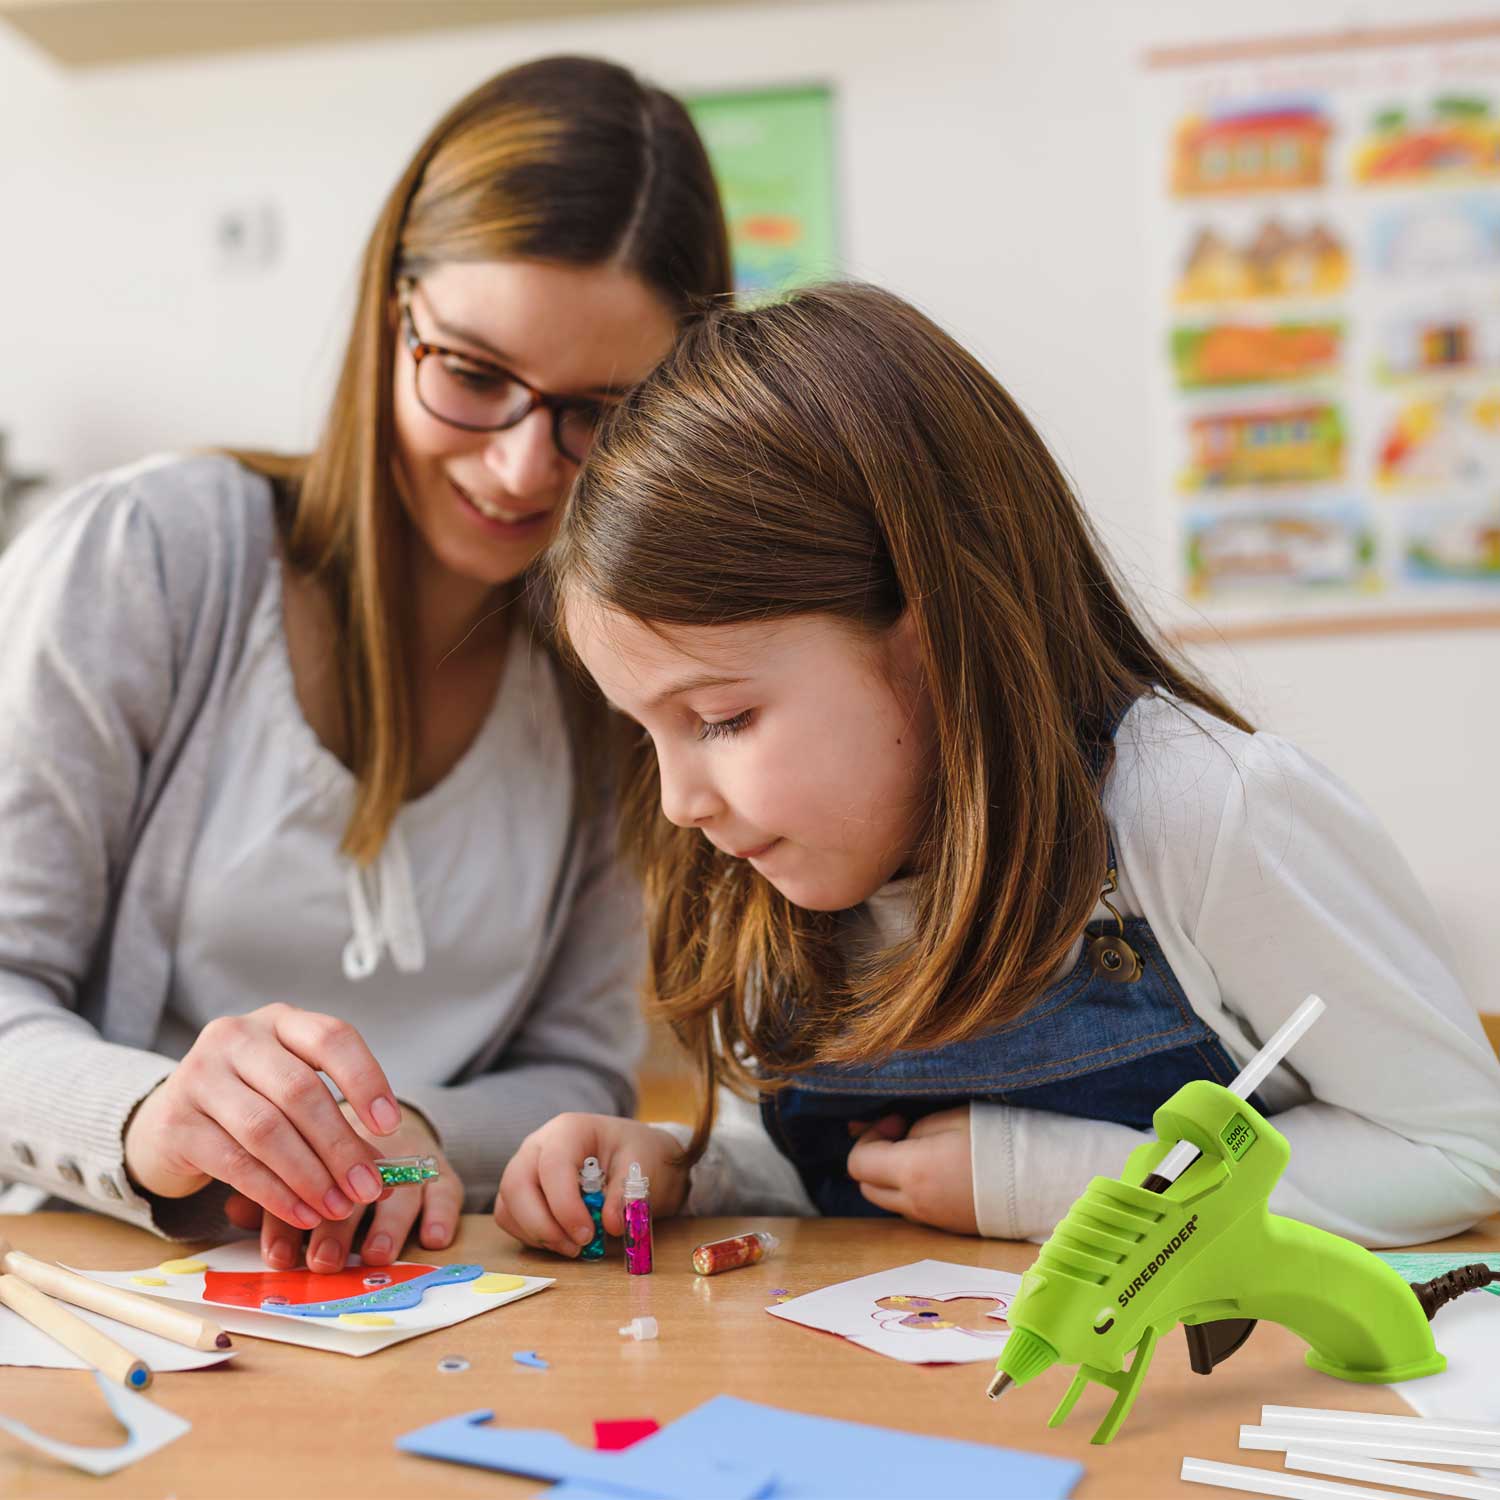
{"left": 761, "top": 711, "right": 1264, "bottom": 1216}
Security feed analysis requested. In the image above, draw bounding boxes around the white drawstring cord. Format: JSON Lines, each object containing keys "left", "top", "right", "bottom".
{"left": 341, "top": 827, "right": 427, "bottom": 981}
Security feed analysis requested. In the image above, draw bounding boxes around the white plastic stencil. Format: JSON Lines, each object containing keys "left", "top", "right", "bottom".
{"left": 0, "top": 1369, "right": 189, "bottom": 1475}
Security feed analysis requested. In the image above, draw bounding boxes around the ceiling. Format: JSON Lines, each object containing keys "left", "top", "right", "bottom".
{"left": 0, "top": 0, "right": 763, "bottom": 69}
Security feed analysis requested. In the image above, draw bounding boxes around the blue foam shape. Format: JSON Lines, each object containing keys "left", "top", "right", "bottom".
{"left": 396, "top": 1395, "right": 1083, "bottom": 1500}
{"left": 394, "top": 1411, "right": 773, "bottom": 1500}
{"left": 262, "top": 1262, "right": 484, "bottom": 1317}
{"left": 513, "top": 1350, "right": 549, "bottom": 1369}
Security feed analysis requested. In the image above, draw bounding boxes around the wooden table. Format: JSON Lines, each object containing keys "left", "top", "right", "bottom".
{"left": 2, "top": 1212, "right": 1496, "bottom": 1498}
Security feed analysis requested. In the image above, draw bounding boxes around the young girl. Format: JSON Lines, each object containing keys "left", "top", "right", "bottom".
{"left": 0, "top": 56, "right": 731, "bottom": 1270}
{"left": 494, "top": 282, "right": 1500, "bottom": 1255}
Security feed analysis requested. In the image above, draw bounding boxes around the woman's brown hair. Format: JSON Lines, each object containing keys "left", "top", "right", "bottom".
{"left": 548, "top": 281, "right": 1249, "bottom": 1160}
{"left": 239, "top": 55, "right": 731, "bottom": 862}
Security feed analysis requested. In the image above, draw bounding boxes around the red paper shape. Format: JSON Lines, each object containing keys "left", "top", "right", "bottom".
{"left": 202, "top": 1262, "right": 437, "bottom": 1310}
{"left": 593, "top": 1419, "right": 661, "bottom": 1451}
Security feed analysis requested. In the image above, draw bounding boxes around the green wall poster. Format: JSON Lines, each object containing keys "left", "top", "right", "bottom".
{"left": 686, "top": 85, "right": 839, "bottom": 299}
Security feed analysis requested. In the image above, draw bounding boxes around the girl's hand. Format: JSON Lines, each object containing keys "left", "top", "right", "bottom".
{"left": 123, "top": 1003, "right": 400, "bottom": 1232}
{"left": 224, "top": 1103, "right": 462, "bottom": 1271}
{"left": 846, "top": 1106, "right": 978, "bottom": 1234}
{"left": 494, "top": 1114, "right": 688, "bottom": 1258}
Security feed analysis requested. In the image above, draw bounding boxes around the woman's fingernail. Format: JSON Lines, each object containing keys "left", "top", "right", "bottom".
{"left": 348, "top": 1164, "right": 381, "bottom": 1202}
{"left": 422, "top": 1223, "right": 449, "bottom": 1247}
{"left": 267, "top": 1240, "right": 295, "bottom": 1269}
{"left": 371, "top": 1097, "right": 401, "bottom": 1133}
{"left": 573, "top": 1224, "right": 594, "bottom": 1245}
{"left": 294, "top": 1203, "right": 323, "bottom": 1230}
{"left": 312, "top": 1240, "right": 343, "bottom": 1271}
{"left": 364, "top": 1233, "right": 392, "bottom": 1260}
{"left": 323, "top": 1187, "right": 354, "bottom": 1219}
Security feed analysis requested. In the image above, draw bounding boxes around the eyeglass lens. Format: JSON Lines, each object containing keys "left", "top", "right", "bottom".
{"left": 414, "top": 346, "right": 601, "bottom": 463}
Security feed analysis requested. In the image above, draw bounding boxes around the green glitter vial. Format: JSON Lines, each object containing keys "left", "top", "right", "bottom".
{"left": 375, "top": 1154, "right": 441, "bottom": 1185}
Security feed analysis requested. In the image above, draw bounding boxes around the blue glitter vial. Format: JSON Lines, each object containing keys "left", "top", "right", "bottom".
{"left": 578, "top": 1155, "right": 606, "bottom": 1261}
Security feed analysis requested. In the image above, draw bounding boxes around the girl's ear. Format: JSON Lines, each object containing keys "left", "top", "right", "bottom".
{"left": 887, "top": 608, "right": 926, "bottom": 692}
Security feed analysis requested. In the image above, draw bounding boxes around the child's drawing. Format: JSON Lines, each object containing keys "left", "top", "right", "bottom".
{"left": 205, "top": 1261, "right": 484, "bottom": 1318}
{"left": 68, "top": 1242, "right": 552, "bottom": 1358}
{"left": 768, "top": 1259, "right": 1022, "bottom": 1365}
{"left": 872, "top": 1292, "right": 1011, "bottom": 1340}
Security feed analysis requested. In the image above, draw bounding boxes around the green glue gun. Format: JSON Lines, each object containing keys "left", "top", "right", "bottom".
{"left": 984, "top": 997, "right": 1495, "bottom": 1444}
{"left": 986, "top": 1076, "right": 1444, "bottom": 1444}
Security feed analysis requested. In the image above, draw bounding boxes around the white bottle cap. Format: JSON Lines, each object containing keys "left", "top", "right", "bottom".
{"left": 623, "top": 1161, "right": 649, "bottom": 1198}
{"left": 579, "top": 1156, "right": 605, "bottom": 1193}
{"left": 618, "top": 1316, "right": 659, "bottom": 1340}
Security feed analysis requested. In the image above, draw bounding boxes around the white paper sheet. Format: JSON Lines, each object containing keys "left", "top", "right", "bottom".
{"left": 766, "top": 1258, "right": 1020, "bottom": 1364}
{"left": 0, "top": 1302, "right": 236, "bottom": 1371}
{"left": 71, "top": 1243, "right": 553, "bottom": 1358}
{"left": 1394, "top": 1291, "right": 1500, "bottom": 1482}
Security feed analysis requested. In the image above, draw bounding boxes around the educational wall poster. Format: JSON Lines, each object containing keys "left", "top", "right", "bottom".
{"left": 1145, "top": 20, "right": 1500, "bottom": 634}
{"left": 686, "top": 85, "right": 838, "bottom": 300}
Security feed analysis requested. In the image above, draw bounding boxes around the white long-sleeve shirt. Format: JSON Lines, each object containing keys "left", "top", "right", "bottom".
{"left": 660, "top": 694, "right": 1500, "bottom": 1248}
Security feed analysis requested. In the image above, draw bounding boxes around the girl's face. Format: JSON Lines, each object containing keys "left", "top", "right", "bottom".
{"left": 567, "top": 601, "right": 937, "bottom": 912}
{"left": 391, "top": 259, "right": 677, "bottom": 593}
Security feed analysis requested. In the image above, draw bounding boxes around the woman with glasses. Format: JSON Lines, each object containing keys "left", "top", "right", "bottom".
{"left": 0, "top": 56, "right": 731, "bottom": 1271}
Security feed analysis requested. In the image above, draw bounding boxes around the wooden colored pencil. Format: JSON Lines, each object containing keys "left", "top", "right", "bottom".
{"left": 0, "top": 1237, "right": 231, "bottom": 1353}
{"left": 0, "top": 1272, "right": 152, "bottom": 1389}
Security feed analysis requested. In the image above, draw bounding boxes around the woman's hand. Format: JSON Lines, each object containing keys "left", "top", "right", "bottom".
{"left": 225, "top": 1102, "right": 462, "bottom": 1271}
{"left": 494, "top": 1114, "right": 688, "bottom": 1258}
{"left": 124, "top": 1003, "right": 400, "bottom": 1235}
{"left": 846, "top": 1106, "right": 978, "bottom": 1234}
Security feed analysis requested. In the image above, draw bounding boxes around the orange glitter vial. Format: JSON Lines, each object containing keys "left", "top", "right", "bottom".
{"left": 690, "top": 1230, "right": 781, "bottom": 1276}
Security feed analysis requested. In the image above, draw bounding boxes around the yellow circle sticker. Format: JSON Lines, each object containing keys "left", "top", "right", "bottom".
{"left": 471, "top": 1273, "right": 527, "bottom": 1295}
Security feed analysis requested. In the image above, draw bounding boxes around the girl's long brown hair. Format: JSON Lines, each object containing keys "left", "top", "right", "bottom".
{"left": 238, "top": 56, "right": 731, "bottom": 862}
{"left": 549, "top": 281, "right": 1250, "bottom": 1159}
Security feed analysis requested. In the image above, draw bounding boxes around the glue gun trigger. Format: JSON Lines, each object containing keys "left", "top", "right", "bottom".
{"left": 1182, "top": 1317, "right": 1258, "bottom": 1374}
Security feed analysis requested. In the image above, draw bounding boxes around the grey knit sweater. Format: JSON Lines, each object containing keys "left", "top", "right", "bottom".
{"left": 0, "top": 454, "right": 641, "bottom": 1238}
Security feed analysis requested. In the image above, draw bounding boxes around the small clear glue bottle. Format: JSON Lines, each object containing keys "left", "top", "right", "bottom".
{"left": 579, "top": 1156, "right": 606, "bottom": 1261}
{"left": 622, "top": 1161, "right": 653, "bottom": 1275}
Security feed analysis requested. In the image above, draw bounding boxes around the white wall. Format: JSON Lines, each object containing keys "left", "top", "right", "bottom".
{"left": 1, "top": 0, "right": 1495, "bottom": 1006}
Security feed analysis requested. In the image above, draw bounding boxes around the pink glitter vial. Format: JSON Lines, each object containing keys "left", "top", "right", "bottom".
{"left": 623, "top": 1160, "right": 653, "bottom": 1275}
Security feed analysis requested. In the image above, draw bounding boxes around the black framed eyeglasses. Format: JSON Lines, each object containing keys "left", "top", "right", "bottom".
{"left": 397, "top": 282, "right": 607, "bottom": 465}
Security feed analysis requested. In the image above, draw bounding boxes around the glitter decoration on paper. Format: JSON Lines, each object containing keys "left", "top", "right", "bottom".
{"left": 871, "top": 1292, "right": 1011, "bottom": 1338}
{"left": 257, "top": 1263, "right": 484, "bottom": 1318}
{"left": 203, "top": 1262, "right": 436, "bottom": 1312}
{"left": 362, "top": 1273, "right": 392, "bottom": 1288}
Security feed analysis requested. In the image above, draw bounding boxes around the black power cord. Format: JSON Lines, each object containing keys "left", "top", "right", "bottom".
{"left": 1409, "top": 1262, "right": 1500, "bottom": 1320}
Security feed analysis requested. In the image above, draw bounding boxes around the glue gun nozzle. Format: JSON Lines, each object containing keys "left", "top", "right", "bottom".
{"left": 986, "top": 1370, "right": 1014, "bottom": 1401}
